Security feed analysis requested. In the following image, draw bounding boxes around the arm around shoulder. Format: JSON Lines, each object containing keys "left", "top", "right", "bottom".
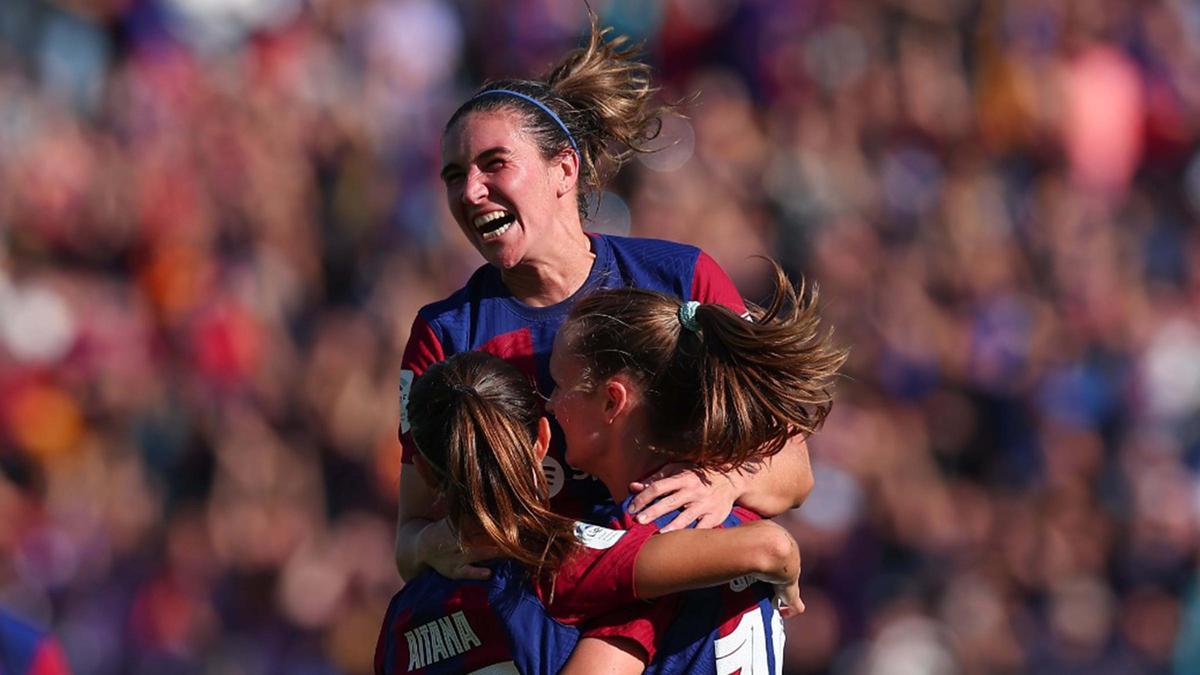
{"left": 632, "top": 520, "right": 800, "bottom": 599}
{"left": 732, "top": 434, "right": 814, "bottom": 517}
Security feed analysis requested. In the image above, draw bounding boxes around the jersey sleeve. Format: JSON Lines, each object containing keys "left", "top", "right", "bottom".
{"left": 548, "top": 522, "right": 683, "bottom": 663}
{"left": 548, "top": 523, "right": 658, "bottom": 624}
{"left": 578, "top": 595, "right": 681, "bottom": 664}
{"left": 690, "top": 251, "right": 748, "bottom": 315}
{"left": 399, "top": 314, "right": 446, "bottom": 464}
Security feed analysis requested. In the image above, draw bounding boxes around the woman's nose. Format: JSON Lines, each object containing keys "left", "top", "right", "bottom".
{"left": 461, "top": 169, "right": 487, "bottom": 204}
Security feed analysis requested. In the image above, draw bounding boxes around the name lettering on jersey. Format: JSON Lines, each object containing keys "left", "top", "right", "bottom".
{"left": 400, "top": 370, "right": 415, "bottom": 433}
{"left": 404, "top": 610, "right": 484, "bottom": 671}
{"left": 573, "top": 522, "right": 626, "bottom": 550}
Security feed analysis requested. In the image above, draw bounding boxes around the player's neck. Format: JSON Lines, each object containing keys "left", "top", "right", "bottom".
{"left": 501, "top": 228, "right": 594, "bottom": 307}
{"left": 593, "top": 435, "right": 660, "bottom": 502}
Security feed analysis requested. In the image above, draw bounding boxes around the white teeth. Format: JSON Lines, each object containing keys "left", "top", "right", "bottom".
{"left": 480, "top": 221, "right": 511, "bottom": 241}
{"left": 473, "top": 211, "right": 509, "bottom": 228}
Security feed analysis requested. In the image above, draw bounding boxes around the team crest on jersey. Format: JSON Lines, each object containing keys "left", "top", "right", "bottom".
{"left": 572, "top": 522, "right": 625, "bottom": 550}
{"left": 400, "top": 369, "right": 415, "bottom": 433}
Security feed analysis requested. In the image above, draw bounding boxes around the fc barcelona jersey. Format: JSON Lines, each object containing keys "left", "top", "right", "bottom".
{"left": 597, "top": 501, "right": 787, "bottom": 675}
{"left": 374, "top": 504, "right": 785, "bottom": 674}
{"left": 374, "top": 521, "right": 661, "bottom": 675}
{"left": 399, "top": 234, "right": 747, "bottom": 520}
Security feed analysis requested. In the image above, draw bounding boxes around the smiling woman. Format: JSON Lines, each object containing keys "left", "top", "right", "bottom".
{"left": 393, "top": 13, "right": 820, "bottom": 670}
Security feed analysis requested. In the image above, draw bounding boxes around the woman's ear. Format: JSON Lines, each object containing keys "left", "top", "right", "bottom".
{"left": 554, "top": 149, "right": 579, "bottom": 198}
{"left": 602, "top": 376, "right": 633, "bottom": 425}
{"left": 534, "top": 416, "right": 552, "bottom": 460}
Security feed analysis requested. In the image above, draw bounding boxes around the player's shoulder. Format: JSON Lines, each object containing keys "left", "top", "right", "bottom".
{"left": 418, "top": 264, "right": 498, "bottom": 320}
{"left": 409, "top": 264, "right": 514, "bottom": 352}
{"left": 599, "top": 234, "right": 704, "bottom": 293}
{"left": 602, "top": 233, "right": 702, "bottom": 265}
{"left": 571, "top": 521, "right": 633, "bottom": 551}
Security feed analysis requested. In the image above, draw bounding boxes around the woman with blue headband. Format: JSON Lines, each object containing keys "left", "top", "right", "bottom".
{"left": 395, "top": 15, "right": 815, "bottom": 600}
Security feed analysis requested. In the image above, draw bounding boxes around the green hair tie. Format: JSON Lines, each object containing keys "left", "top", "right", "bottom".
{"left": 678, "top": 300, "right": 701, "bottom": 332}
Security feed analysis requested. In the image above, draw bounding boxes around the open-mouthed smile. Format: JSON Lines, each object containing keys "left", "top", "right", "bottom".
{"left": 473, "top": 210, "right": 516, "bottom": 241}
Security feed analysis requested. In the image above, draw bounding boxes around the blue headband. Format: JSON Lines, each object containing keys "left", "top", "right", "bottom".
{"left": 470, "top": 89, "right": 580, "bottom": 157}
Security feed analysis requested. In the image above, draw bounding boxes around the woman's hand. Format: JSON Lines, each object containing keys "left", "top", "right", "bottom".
{"left": 774, "top": 576, "right": 805, "bottom": 619}
{"left": 627, "top": 464, "right": 744, "bottom": 532}
{"left": 416, "top": 518, "right": 501, "bottom": 581}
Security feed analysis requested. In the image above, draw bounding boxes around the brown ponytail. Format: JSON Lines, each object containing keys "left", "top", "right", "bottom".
{"left": 445, "top": 13, "right": 672, "bottom": 221}
{"left": 561, "top": 261, "right": 848, "bottom": 472}
{"left": 407, "top": 352, "right": 576, "bottom": 579}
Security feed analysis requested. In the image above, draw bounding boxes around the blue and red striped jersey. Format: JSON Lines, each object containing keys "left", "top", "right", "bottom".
{"left": 399, "top": 234, "right": 747, "bottom": 519}
{"left": 0, "top": 609, "right": 71, "bottom": 675}
{"left": 374, "top": 521, "right": 662, "bottom": 675}
{"left": 374, "top": 503, "right": 784, "bottom": 675}
{"left": 607, "top": 505, "right": 785, "bottom": 675}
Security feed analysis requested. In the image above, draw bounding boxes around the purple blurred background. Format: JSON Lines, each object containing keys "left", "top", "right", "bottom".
{"left": 2, "top": 0, "right": 1199, "bottom": 673}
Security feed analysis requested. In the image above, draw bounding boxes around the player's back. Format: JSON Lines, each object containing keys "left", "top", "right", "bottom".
{"left": 623, "top": 504, "right": 786, "bottom": 675}
{"left": 374, "top": 561, "right": 577, "bottom": 675}
{"left": 648, "top": 583, "right": 784, "bottom": 674}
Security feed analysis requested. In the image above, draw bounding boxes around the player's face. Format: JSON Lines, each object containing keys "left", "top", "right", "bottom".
{"left": 546, "top": 333, "right": 608, "bottom": 474}
{"left": 441, "top": 109, "right": 563, "bottom": 271}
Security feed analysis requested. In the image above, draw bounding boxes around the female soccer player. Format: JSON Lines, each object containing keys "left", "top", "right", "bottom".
{"left": 378, "top": 264, "right": 845, "bottom": 674}
{"left": 397, "top": 15, "right": 814, "bottom": 585}
{"left": 377, "top": 350, "right": 804, "bottom": 674}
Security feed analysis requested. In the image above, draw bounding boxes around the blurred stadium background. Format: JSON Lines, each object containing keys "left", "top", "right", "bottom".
{"left": 2, "top": 0, "right": 1199, "bottom": 672}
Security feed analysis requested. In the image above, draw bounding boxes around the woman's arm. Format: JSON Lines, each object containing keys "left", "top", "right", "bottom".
{"left": 627, "top": 435, "right": 814, "bottom": 531}
{"left": 559, "top": 520, "right": 803, "bottom": 675}
{"left": 395, "top": 468, "right": 496, "bottom": 581}
{"left": 560, "top": 637, "right": 647, "bottom": 675}
{"left": 633, "top": 519, "right": 801, "bottom": 616}
{"left": 731, "top": 434, "right": 815, "bottom": 515}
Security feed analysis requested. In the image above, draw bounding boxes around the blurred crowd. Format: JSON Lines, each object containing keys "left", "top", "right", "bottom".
{"left": 1, "top": 0, "right": 1199, "bottom": 673}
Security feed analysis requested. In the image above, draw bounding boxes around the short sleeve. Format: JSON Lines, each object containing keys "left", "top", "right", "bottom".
{"left": 550, "top": 522, "right": 681, "bottom": 664}
{"left": 547, "top": 523, "right": 659, "bottom": 624}
{"left": 690, "top": 251, "right": 748, "bottom": 316}
{"left": 399, "top": 314, "right": 446, "bottom": 463}
{"left": 578, "top": 595, "right": 681, "bottom": 663}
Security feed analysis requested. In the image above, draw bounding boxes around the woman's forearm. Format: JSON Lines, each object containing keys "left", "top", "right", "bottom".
{"left": 560, "top": 637, "right": 646, "bottom": 675}
{"left": 395, "top": 517, "right": 434, "bottom": 581}
{"left": 395, "top": 466, "right": 442, "bottom": 580}
{"left": 633, "top": 520, "right": 800, "bottom": 598}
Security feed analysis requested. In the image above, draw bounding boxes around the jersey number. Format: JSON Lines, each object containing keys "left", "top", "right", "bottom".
{"left": 713, "top": 608, "right": 785, "bottom": 674}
